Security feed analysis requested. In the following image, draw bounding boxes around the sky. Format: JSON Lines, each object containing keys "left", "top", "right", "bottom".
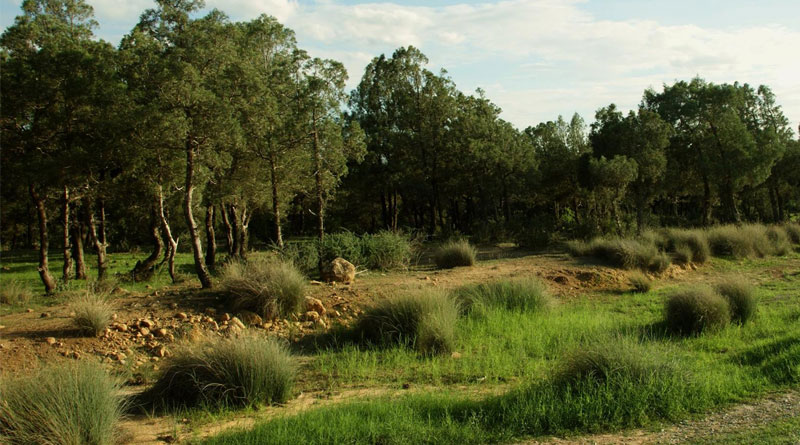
{"left": 2, "top": 0, "right": 799, "bottom": 133}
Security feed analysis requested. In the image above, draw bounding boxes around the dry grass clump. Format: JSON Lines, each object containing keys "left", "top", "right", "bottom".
{"left": 0, "top": 361, "right": 125, "bottom": 445}
{"left": 555, "top": 338, "right": 678, "bottom": 385}
{"left": 715, "top": 278, "right": 757, "bottom": 325}
{"left": 355, "top": 290, "right": 460, "bottom": 355}
{"left": 455, "top": 278, "right": 552, "bottom": 315}
{"left": 765, "top": 226, "right": 792, "bottom": 256}
{"left": 71, "top": 291, "right": 114, "bottom": 336}
{"left": 0, "top": 281, "right": 33, "bottom": 306}
{"left": 783, "top": 222, "right": 800, "bottom": 245}
{"left": 221, "top": 258, "right": 307, "bottom": 319}
{"left": 666, "top": 229, "right": 711, "bottom": 264}
{"left": 568, "top": 237, "right": 670, "bottom": 272}
{"left": 147, "top": 334, "right": 295, "bottom": 410}
{"left": 433, "top": 240, "right": 477, "bottom": 269}
{"left": 628, "top": 272, "right": 652, "bottom": 293}
{"left": 664, "top": 286, "right": 730, "bottom": 335}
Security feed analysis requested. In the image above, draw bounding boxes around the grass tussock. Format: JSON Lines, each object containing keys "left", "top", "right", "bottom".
{"left": 715, "top": 278, "right": 757, "bottom": 325}
{"left": 555, "top": 338, "right": 678, "bottom": 385}
{"left": 665, "top": 286, "right": 730, "bottom": 335}
{"left": 628, "top": 272, "right": 652, "bottom": 293}
{"left": 146, "top": 334, "right": 295, "bottom": 410}
{"left": 454, "top": 278, "right": 552, "bottom": 315}
{"left": 666, "top": 229, "right": 710, "bottom": 264}
{"left": 355, "top": 290, "right": 460, "bottom": 354}
{"left": 0, "top": 281, "right": 33, "bottom": 306}
{"left": 71, "top": 291, "right": 114, "bottom": 336}
{"left": 783, "top": 222, "right": 800, "bottom": 245}
{"left": 567, "top": 237, "right": 670, "bottom": 272}
{"left": 706, "top": 224, "right": 775, "bottom": 258}
{"left": 433, "top": 240, "right": 477, "bottom": 269}
{"left": 318, "top": 231, "right": 414, "bottom": 271}
{"left": 221, "top": 258, "right": 307, "bottom": 319}
{"left": 766, "top": 226, "right": 792, "bottom": 256}
{"left": 0, "top": 361, "right": 124, "bottom": 445}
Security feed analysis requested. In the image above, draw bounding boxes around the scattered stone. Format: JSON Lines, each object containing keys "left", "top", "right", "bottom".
{"left": 154, "top": 328, "right": 168, "bottom": 337}
{"left": 40, "top": 312, "right": 51, "bottom": 318}
{"left": 44, "top": 337, "right": 57, "bottom": 346}
{"left": 321, "top": 257, "right": 356, "bottom": 283}
{"left": 220, "top": 313, "right": 231, "bottom": 322}
{"left": 176, "top": 312, "right": 188, "bottom": 320}
{"left": 139, "top": 327, "right": 151, "bottom": 336}
{"left": 154, "top": 346, "right": 168, "bottom": 358}
{"left": 169, "top": 302, "right": 178, "bottom": 309}
{"left": 315, "top": 318, "right": 327, "bottom": 329}
{"left": 140, "top": 319, "right": 155, "bottom": 329}
{"left": 239, "top": 311, "right": 262, "bottom": 326}
{"left": 304, "top": 297, "right": 327, "bottom": 316}
{"left": 262, "top": 322, "right": 273, "bottom": 329}
{"left": 310, "top": 280, "right": 323, "bottom": 285}
{"left": 111, "top": 313, "right": 118, "bottom": 321}
{"left": 26, "top": 308, "right": 33, "bottom": 313}
{"left": 112, "top": 323, "right": 128, "bottom": 332}
{"left": 230, "top": 317, "right": 246, "bottom": 330}
{"left": 304, "top": 311, "right": 320, "bottom": 322}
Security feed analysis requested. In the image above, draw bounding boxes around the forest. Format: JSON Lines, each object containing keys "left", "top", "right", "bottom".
{"left": 2, "top": 0, "right": 799, "bottom": 292}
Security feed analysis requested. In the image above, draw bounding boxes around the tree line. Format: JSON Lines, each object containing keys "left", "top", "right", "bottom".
{"left": 2, "top": 0, "right": 799, "bottom": 292}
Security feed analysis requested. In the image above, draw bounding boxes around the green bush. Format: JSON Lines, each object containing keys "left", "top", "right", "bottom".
{"left": 0, "top": 281, "right": 33, "bottom": 306}
{"left": 277, "top": 240, "right": 319, "bottom": 275}
{"left": 569, "top": 237, "right": 670, "bottom": 272}
{"left": 555, "top": 338, "right": 678, "bottom": 385}
{"left": 0, "top": 361, "right": 124, "bottom": 445}
{"left": 640, "top": 229, "right": 669, "bottom": 251}
{"left": 783, "top": 222, "right": 800, "bottom": 245}
{"left": 362, "top": 231, "right": 413, "bottom": 271}
{"left": 319, "top": 232, "right": 366, "bottom": 268}
{"left": 71, "top": 291, "right": 114, "bottom": 336}
{"left": 355, "top": 290, "right": 460, "bottom": 354}
{"left": 221, "top": 258, "right": 307, "bottom": 319}
{"left": 433, "top": 240, "right": 477, "bottom": 269}
{"left": 454, "top": 278, "right": 552, "bottom": 315}
{"left": 766, "top": 226, "right": 792, "bottom": 256}
{"left": 716, "top": 278, "right": 757, "bottom": 325}
{"left": 665, "top": 286, "right": 730, "bottom": 335}
{"left": 666, "top": 229, "right": 710, "bottom": 264}
{"left": 147, "top": 334, "right": 295, "bottom": 409}
{"left": 673, "top": 244, "right": 693, "bottom": 264}
{"left": 628, "top": 272, "right": 652, "bottom": 293}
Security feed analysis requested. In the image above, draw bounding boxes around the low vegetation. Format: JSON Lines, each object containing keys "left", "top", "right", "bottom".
{"left": 145, "top": 335, "right": 295, "bottom": 410}
{"left": 0, "top": 281, "right": 32, "bottom": 306}
{"left": 454, "top": 277, "right": 552, "bottom": 315}
{"left": 71, "top": 291, "right": 114, "bottom": 336}
{"left": 665, "top": 228, "right": 711, "bottom": 263}
{"left": 221, "top": 258, "right": 307, "bottom": 319}
{"left": 715, "top": 278, "right": 757, "bottom": 325}
{"left": 628, "top": 271, "right": 652, "bottom": 293}
{"left": 0, "top": 361, "right": 124, "bottom": 445}
{"left": 355, "top": 290, "right": 460, "bottom": 354}
{"left": 554, "top": 338, "right": 678, "bottom": 385}
{"left": 567, "top": 237, "right": 670, "bottom": 272}
{"left": 664, "top": 286, "right": 730, "bottom": 335}
{"left": 433, "top": 240, "right": 477, "bottom": 269}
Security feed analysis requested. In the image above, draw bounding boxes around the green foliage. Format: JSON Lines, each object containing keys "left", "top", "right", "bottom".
{"left": 666, "top": 229, "right": 710, "bottom": 263}
{"left": 765, "top": 226, "right": 792, "bottom": 256}
{"left": 628, "top": 272, "right": 652, "bottom": 293}
{"left": 319, "top": 232, "right": 366, "bottom": 267}
{"left": 568, "top": 237, "right": 670, "bottom": 272}
{"left": 0, "top": 361, "right": 124, "bottom": 445}
{"left": 70, "top": 291, "right": 114, "bottom": 336}
{"left": 221, "top": 258, "right": 307, "bottom": 319}
{"left": 433, "top": 240, "right": 477, "bottom": 269}
{"left": 146, "top": 334, "right": 295, "bottom": 410}
{"left": 783, "top": 222, "right": 800, "bottom": 245}
{"left": 277, "top": 241, "right": 319, "bottom": 276}
{"left": 707, "top": 225, "right": 758, "bottom": 258}
{"left": 0, "top": 281, "right": 33, "bottom": 306}
{"left": 665, "top": 287, "right": 730, "bottom": 335}
{"left": 555, "top": 338, "right": 678, "bottom": 385}
{"left": 355, "top": 290, "right": 460, "bottom": 354}
{"left": 454, "top": 278, "right": 552, "bottom": 315}
{"left": 715, "top": 278, "right": 757, "bottom": 325}
{"left": 362, "top": 231, "right": 413, "bottom": 270}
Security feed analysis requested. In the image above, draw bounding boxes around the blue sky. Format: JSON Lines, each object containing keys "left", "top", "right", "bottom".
{"left": 3, "top": 0, "right": 799, "bottom": 132}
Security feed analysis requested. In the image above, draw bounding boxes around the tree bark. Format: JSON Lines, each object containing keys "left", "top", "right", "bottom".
{"left": 205, "top": 205, "right": 216, "bottom": 270}
{"left": 157, "top": 185, "right": 178, "bottom": 283}
{"left": 71, "top": 210, "right": 87, "bottom": 280}
{"left": 220, "top": 202, "right": 234, "bottom": 256}
{"left": 238, "top": 205, "right": 250, "bottom": 258}
{"left": 30, "top": 185, "right": 57, "bottom": 294}
{"left": 132, "top": 206, "right": 164, "bottom": 281}
{"left": 229, "top": 203, "right": 240, "bottom": 258}
{"left": 61, "top": 185, "right": 73, "bottom": 283}
{"left": 87, "top": 198, "right": 109, "bottom": 281}
{"left": 184, "top": 143, "right": 213, "bottom": 288}
{"left": 269, "top": 153, "right": 284, "bottom": 248}
{"left": 312, "top": 118, "right": 324, "bottom": 242}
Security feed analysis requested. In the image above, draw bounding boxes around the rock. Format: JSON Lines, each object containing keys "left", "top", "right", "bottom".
{"left": 204, "top": 307, "right": 217, "bottom": 316}
{"left": 239, "top": 311, "right": 262, "bottom": 326}
{"left": 154, "top": 346, "right": 168, "bottom": 358}
{"left": 169, "top": 302, "right": 178, "bottom": 309}
{"left": 310, "top": 280, "right": 323, "bottom": 285}
{"left": 114, "top": 352, "right": 127, "bottom": 362}
{"left": 315, "top": 318, "right": 327, "bottom": 329}
{"left": 220, "top": 313, "right": 231, "bottom": 322}
{"left": 154, "top": 328, "right": 168, "bottom": 337}
{"left": 451, "top": 352, "right": 462, "bottom": 359}
{"left": 40, "top": 312, "right": 51, "bottom": 318}
{"left": 44, "top": 337, "right": 57, "bottom": 346}
{"left": 140, "top": 319, "right": 155, "bottom": 329}
{"left": 176, "top": 312, "right": 188, "bottom": 320}
{"left": 111, "top": 313, "right": 118, "bottom": 320}
{"left": 26, "top": 308, "right": 33, "bottom": 313}
{"left": 262, "top": 322, "right": 273, "bottom": 329}
{"left": 139, "top": 327, "right": 151, "bottom": 336}
{"left": 230, "top": 317, "right": 246, "bottom": 330}
{"left": 320, "top": 257, "right": 356, "bottom": 283}
{"left": 304, "top": 297, "right": 327, "bottom": 316}
{"left": 304, "top": 311, "right": 320, "bottom": 322}
{"left": 112, "top": 323, "right": 128, "bottom": 332}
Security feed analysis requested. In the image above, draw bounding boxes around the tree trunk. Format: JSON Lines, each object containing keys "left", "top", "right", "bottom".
{"left": 205, "top": 205, "right": 216, "bottom": 270}
{"left": 312, "top": 118, "right": 324, "bottom": 242}
{"left": 132, "top": 206, "right": 164, "bottom": 281}
{"left": 71, "top": 216, "right": 87, "bottom": 280}
{"left": 30, "top": 185, "right": 57, "bottom": 294}
{"left": 157, "top": 185, "right": 178, "bottom": 283}
{"left": 701, "top": 175, "right": 712, "bottom": 226}
{"left": 220, "top": 202, "right": 234, "bottom": 256}
{"left": 184, "top": 144, "right": 213, "bottom": 288}
{"left": 61, "top": 186, "right": 72, "bottom": 283}
{"left": 229, "top": 203, "right": 240, "bottom": 258}
{"left": 269, "top": 154, "right": 284, "bottom": 248}
{"left": 238, "top": 205, "right": 249, "bottom": 258}
{"left": 87, "top": 198, "right": 109, "bottom": 281}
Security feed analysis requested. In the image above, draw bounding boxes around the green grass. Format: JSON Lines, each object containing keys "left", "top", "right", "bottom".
{"left": 453, "top": 277, "right": 552, "bottom": 316}
{"left": 433, "top": 240, "right": 477, "bottom": 269}
{"left": 204, "top": 253, "right": 800, "bottom": 444}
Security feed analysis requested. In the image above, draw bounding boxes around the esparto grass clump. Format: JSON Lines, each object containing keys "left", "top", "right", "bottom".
{"left": 715, "top": 278, "right": 757, "bottom": 325}
{"left": 567, "top": 237, "right": 670, "bottom": 272}
{"left": 71, "top": 291, "right": 114, "bottom": 336}
{"left": 433, "top": 240, "right": 477, "bottom": 269}
{"left": 0, "top": 361, "right": 125, "bottom": 445}
{"left": 555, "top": 338, "right": 678, "bottom": 385}
{"left": 664, "top": 286, "right": 730, "bottom": 335}
{"left": 221, "top": 257, "right": 307, "bottom": 319}
{"left": 146, "top": 334, "right": 295, "bottom": 410}
{"left": 454, "top": 277, "right": 552, "bottom": 315}
{"left": 355, "top": 290, "right": 460, "bottom": 355}
{"left": 628, "top": 271, "right": 652, "bottom": 293}
{"left": 0, "top": 281, "right": 33, "bottom": 306}
{"left": 666, "top": 229, "right": 710, "bottom": 264}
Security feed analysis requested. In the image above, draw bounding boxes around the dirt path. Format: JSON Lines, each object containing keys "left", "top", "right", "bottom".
{"left": 522, "top": 389, "right": 800, "bottom": 444}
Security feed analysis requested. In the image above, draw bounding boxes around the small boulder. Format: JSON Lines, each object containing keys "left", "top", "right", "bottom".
{"left": 154, "top": 328, "right": 168, "bottom": 337}
{"left": 44, "top": 337, "right": 57, "bottom": 346}
{"left": 176, "top": 312, "right": 188, "bottom": 320}
{"left": 230, "top": 317, "right": 246, "bottom": 330}
{"left": 204, "top": 307, "right": 217, "bottom": 316}
{"left": 304, "top": 311, "right": 320, "bottom": 322}
{"left": 219, "top": 313, "right": 231, "bottom": 322}
{"left": 139, "top": 327, "right": 151, "bottom": 336}
{"left": 304, "top": 297, "right": 326, "bottom": 316}
{"left": 321, "top": 257, "right": 356, "bottom": 283}
{"left": 140, "top": 319, "right": 155, "bottom": 329}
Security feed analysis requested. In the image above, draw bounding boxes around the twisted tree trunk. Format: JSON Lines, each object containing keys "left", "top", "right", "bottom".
{"left": 87, "top": 198, "right": 109, "bottom": 281}
{"left": 156, "top": 185, "right": 178, "bottom": 283}
{"left": 132, "top": 206, "right": 164, "bottom": 281}
{"left": 205, "top": 205, "right": 216, "bottom": 270}
{"left": 30, "top": 185, "right": 56, "bottom": 294}
{"left": 184, "top": 143, "right": 212, "bottom": 288}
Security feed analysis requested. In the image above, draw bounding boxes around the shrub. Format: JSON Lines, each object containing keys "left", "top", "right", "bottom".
{"left": 648, "top": 251, "right": 671, "bottom": 273}
{"left": 355, "top": 290, "right": 460, "bottom": 354}
{"left": 666, "top": 229, "right": 710, "bottom": 264}
{"left": 147, "top": 334, "right": 295, "bottom": 409}
{"left": 783, "top": 222, "right": 800, "bottom": 245}
{"left": 277, "top": 240, "right": 319, "bottom": 275}
{"left": 362, "top": 231, "right": 413, "bottom": 271}
{"left": 628, "top": 272, "right": 652, "bottom": 293}
{"left": 0, "top": 361, "right": 124, "bottom": 445}
{"left": 455, "top": 278, "right": 551, "bottom": 315}
{"left": 741, "top": 224, "right": 775, "bottom": 257}
{"left": 0, "top": 281, "right": 33, "bottom": 306}
{"left": 640, "top": 229, "right": 669, "bottom": 251}
{"left": 673, "top": 244, "right": 693, "bottom": 264}
{"left": 716, "top": 278, "right": 757, "bottom": 325}
{"left": 433, "top": 240, "right": 477, "bottom": 269}
{"left": 665, "top": 286, "right": 730, "bottom": 335}
{"left": 71, "top": 291, "right": 114, "bottom": 336}
{"left": 570, "top": 237, "right": 669, "bottom": 272}
{"left": 555, "top": 338, "right": 678, "bottom": 385}
{"left": 319, "top": 232, "right": 366, "bottom": 268}
{"left": 766, "top": 226, "right": 792, "bottom": 256}
{"left": 221, "top": 258, "right": 307, "bottom": 319}
{"left": 565, "top": 240, "right": 590, "bottom": 257}
{"left": 706, "top": 225, "right": 754, "bottom": 258}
